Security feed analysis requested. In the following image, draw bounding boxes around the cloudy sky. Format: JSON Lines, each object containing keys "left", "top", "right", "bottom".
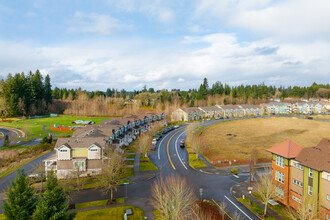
{"left": 0, "top": 0, "right": 329, "bottom": 91}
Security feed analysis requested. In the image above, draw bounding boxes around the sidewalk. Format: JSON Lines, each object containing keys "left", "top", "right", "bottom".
{"left": 129, "top": 149, "right": 157, "bottom": 184}
{"left": 231, "top": 181, "right": 286, "bottom": 220}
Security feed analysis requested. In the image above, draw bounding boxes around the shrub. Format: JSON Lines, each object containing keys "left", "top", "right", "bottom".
{"left": 231, "top": 168, "right": 238, "bottom": 174}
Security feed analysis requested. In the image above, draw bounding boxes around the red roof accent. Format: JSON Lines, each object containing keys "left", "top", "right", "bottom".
{"left": 266, "top": 140, "right": 303, "bottom": 158}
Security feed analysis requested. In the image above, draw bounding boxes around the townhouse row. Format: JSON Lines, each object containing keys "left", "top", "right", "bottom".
{"left": 267, "top": 139, "right": 330, "bottom": 219}
{"left": 171, "top": 105, "right": 265, "bottom": 121}
{"left": 172, "top": 102, "right": 328, "bottom": 122}
{"left": 44, "top": 112, "right": 165, "bottom": 178}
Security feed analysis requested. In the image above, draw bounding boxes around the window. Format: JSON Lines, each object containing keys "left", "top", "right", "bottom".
{"left": 309, "top": 168, "right": 313, "bottom": 178}
{"left": 308, "top": 186, "right": 313, "bottom": 196}
{"left": 292, "top": 161, "right": 303, "bottom": 170}
{"left": 74, "top": 161, "right": 84, "bottom": 167}
{"left": 275, "top": 155, "right": 285, "bottom": 168}
{"left": 60, "top": 149, "right": 67, "bottom": 152}
{"left": 275, "top": 187, "right": 284, "bottom": 199}
{"left": 90, "top": 149, "right": 98, "bottom": 152}
{"left": 327, "top": 195, "right": 330, "bottom": 201}
{"left": 327, "top": 175, "right": 330, "bottom": 181}
{"left": 292, "top": 195, "right": 302, "bottom": 203}
{"left": 275, "top": 171, "right": 284, "bottom": 183}
{"left": 292, "top": 179, "right": 303, "bottom": 187}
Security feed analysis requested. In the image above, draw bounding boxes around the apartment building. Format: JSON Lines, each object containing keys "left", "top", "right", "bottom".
{"left": 267, "top": 139, "right": 330, "bottom": 219}
{"left": 171, "top": 107, "right": 204, "bottom": 121}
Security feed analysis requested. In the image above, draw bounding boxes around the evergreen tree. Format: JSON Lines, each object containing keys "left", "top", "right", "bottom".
{"left": 44, "top": 75, "right": 52, "bottom": 104}
{"left": 3, "top": 169, "right": 37, "bottom": 220}
{"left": 32, "top": 171, "right": 75, "bottom": 220}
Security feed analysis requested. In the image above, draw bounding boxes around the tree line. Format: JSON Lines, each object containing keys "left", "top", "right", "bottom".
{"left": 0, "top": 70, "right": 52, "bottom": 116}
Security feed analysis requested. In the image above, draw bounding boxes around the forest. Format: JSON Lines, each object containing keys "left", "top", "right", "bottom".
{"left": 1, "top": 71, "right": 329, "bottom": 117}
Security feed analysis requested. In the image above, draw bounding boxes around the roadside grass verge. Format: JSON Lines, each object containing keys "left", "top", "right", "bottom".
{"left": 120, "top": 167, "right": 134, "bottom": 179}
{"left": 75, "top": 200, "right": 108, "bottom": 209}
{"left": 116, "top": 197, "right": 125, "bottom": 204}
{"left": 186, "top": 144, "right": 207, "bottom": 169}
{"left": 0, "top": 132, "right": 3, "bottom": 140}
{"left": 0, "top": 150, "right": 52, "bottom": 180}
{"left": 74, "top": 206, "right": 144, "bottom": 220}
{"left": 125, "top": 160, "right": 134, "bottom": 166}
{"left": 238, "top": 197, "right": 264, "bottom": 215}
{"left": 252, "top": 192, "right": 291, "bottom": 219}
{"left": 140, "top": 156, "right": 158, "bottom": 171}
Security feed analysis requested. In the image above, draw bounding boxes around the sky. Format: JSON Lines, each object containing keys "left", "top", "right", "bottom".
{"left": 0, "top": 0, "right": 329, "bottom": 91}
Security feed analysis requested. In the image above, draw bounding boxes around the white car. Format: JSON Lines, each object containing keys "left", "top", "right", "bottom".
{"left": 152, "top": 139, "right": 157, "bottom": 145}
{"left": 174, "top": 125, "right": 179, "bottom": 129}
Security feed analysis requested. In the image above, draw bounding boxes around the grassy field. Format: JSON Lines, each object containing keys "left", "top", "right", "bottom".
{"left": 0, "top": 116, "right": 110, "bottom": 139}
{"left": 198, "top": 117, "right": 330, "bottom": 165}
{"left": 74, "top": 206, "right": 144, "bottom": 220}
{"left": 313, "top": 114, "right": 330, "bottom": 120}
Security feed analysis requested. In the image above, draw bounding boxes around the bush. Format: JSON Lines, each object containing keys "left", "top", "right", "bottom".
{"left": 231, "top": 168, "right": 238, "bottom": 174}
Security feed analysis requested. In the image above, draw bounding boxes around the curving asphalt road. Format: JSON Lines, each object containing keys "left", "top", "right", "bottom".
{"left": 0, "top": 128, "right": 17, "bottom": 147}
{"left": 68, "top": 122, "right": 258, "bottom": 220}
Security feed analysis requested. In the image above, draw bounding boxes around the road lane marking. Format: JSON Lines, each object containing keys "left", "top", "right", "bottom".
{"left": 175, "top": 132, "right": 188, "bottom": 170}
{"left": 157, "top": 132, "right": 173, "bottom": 160}
{"left": 224, "top": 195, "right": 253, "bottom": 220}
{"left": 212, "top": 199, "right": 233, "bottom": 220}
{"left": 166, "top": 129, "right": 185, "bottom": 170}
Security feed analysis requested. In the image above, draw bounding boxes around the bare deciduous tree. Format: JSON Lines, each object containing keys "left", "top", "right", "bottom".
{"left": 138, "top": 132, "right": 152, "bottom": 158}
{"left": 70, "top": 165, "right": 83, "bottom": 191}
{"left": 31, "top": 162, "right": 46, "bottom": 190}
{"left": 98, "top": 147, "right": 125, "bottom": 202}
{"left": 254, "top": 166, "right": 276, "bottom": 217}
{"left": 191, "top": 136, "right": 201, "bottom": 159}
{"left": 149, "top": 122, "right": 163, "bottom": 136}
{"left": 286, "top": 196, "right": 319, "bottom": 220}
{"left": 151, "top": 175, "right": 197, "bottom": 220}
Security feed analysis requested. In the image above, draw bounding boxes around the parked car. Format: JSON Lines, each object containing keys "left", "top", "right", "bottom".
{"left": 152, "top": 138, "right": 157, "bottom": 145}
{"left": 28, "top": 172, "right": 45, "bottom": 180}
{"left": 220, "top": 117, "right": 224, "bottom": 119}
{"left": 174, "top": 125, "right": 179, "bottom": 129}
{"left": 179, "top": 140, "right": 185, "bottom": 148}
{"left": 206, "top": 118, "right": 211, "bottom": 121}
{"left": 162, "top": 129, "right": 168, "bottom": 134}
{"left": 307, "top": 117, "right": 313, "bottom": 120}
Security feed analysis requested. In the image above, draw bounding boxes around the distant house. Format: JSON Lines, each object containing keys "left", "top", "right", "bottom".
{"left": 44, "top": 137, "right": 106, "bottom": 179}
{"left": 171, "top": 107, "right": 204, "bottom": 121}
{"left": 198, "top": 106, "right": 223, "bottom": 118}
{"left": 216, "top": 105, "right": 243, "bottom": 117}
{"left": 266, "top": 102, "right": 293, "bottom": 114}
{"left": 239, "top": 104, "right": 265, "bottom": 116}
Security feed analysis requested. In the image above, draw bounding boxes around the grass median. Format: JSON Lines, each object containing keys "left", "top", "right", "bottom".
{"left": 140, "top": 156, "right": 158, "bottom": 171}
{"left": 74, "top": 205, "right": 144, "bottom": 220}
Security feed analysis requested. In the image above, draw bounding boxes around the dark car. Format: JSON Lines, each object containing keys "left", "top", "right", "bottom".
{"left": 220, "top": 117, "right": 224, "bottom": 119}
{"left": 307, "top": 117, "right": 313, "bottom": 120}
{"left": 226, "top": 116, "right": 229, "bottom": 119}
{"left": 179, "top": 140, "right": 185, "bottom": 148}
{"left": 162, "top": 129, "right": 168, "bottom": 134}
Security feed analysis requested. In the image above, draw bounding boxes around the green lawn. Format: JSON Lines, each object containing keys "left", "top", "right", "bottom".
{"left": 140, "top": 157, "right": 158, "bottom": 171}
{"left": 0, "top": 116, "right": 110, "bottom": 139}
{"left": 120, "top": 167, "right": 134, "bottom": 179}
{"left": 124, "top": 146, "right": 138, "bottom": 153}
{"left": 74, "top": 206, "right": 144, "bottom": 220}
{"left": 75, "top": 200, "right": 108, "bottom": 209}
{"left": 188, "top": 153, "right": 207, "bottom": 168}
{"left": 238, "top": 197, "right": 264, "bottom": 215}
{"left": 125, "top": 160, "right": 134, "bottom": 165}
{"left": 116, "top": 197, "right": 125, "bottom": 204}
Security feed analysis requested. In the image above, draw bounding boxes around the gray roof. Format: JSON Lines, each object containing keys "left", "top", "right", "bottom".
{"left": 217, "top": 105, "right": 241, "bottom": 110}
{"left": 180, "top": 107, "right": 203, "bottom": 114}
{"left": 239, "top": 104, "right": 261, "bottom": 109}
{"left": 198, "top": 106, "right": 223, "bottom": 112}
{"left": 55, "top": 137, "right": 106, "bottom": 149}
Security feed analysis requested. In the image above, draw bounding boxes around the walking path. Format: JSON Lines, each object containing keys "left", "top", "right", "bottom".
{"left": 129, "top": 149, "right": 157, "bottom": 184}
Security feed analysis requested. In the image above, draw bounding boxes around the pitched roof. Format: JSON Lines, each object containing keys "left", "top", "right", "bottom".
{"left": 217, "top": 105, "right": 241, "bottom": 110}
{"left": 295, "top": 138, "right": 330, "bottom": 172}
{"left": 239, "top": 104, "right": 261, "bottom": 109}
{"left": 266, "top": 140, "right": 303, "bottom": 158}
{"left": 180, "top": 107, "right": 203, "bottom": 113}
{"left": 198, "top": 106, "right": 223, "bottom": 112}
{"left": 55, "top": 137, "right": 106, "bottom": 149}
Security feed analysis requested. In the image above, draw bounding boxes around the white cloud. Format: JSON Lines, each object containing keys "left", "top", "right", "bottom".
{"left": 67, "top": 12, "right": 131, "bottom": 35}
